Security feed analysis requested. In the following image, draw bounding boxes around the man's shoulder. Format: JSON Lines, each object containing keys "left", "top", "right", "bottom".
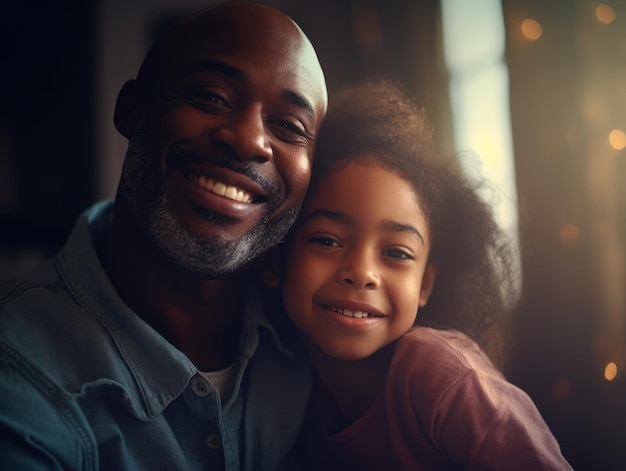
{"left": 0, "top": 264, "right": 105, "bottom": 386}
{"left": 0, "top": 266, "right": 100, "bottom": 463}
{"left": 0, "top": 202, "right": 120, "bottom": 397}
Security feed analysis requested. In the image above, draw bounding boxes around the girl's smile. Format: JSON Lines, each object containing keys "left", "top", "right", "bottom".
{"left": 281, "top": 161, "right": 436, "bottom": 362}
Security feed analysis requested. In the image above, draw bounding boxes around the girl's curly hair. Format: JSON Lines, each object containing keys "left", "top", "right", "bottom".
{"left": 310, "top": 78, "right": 520, "bottom": 369}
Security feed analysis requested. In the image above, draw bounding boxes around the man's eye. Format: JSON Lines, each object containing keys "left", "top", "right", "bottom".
{"left": 309, "top": 236, "right": 340, "bottom": 248}
{"left": 184, "top": 86, "right": 232, "bottom": 110}
{"left": 384, "top": 248, "right": 414, "bottom": 260}
{"left": 195, "top": 92, "right": 229, "bottom": 106}
{"left": 268, "top": 117, "right": 310, "bottom": 141}
{"left": 204, "top": 93, "right": 226, "bottom": 104}
{"left": 273, "top": 120, "right": 305, "bottom": 134}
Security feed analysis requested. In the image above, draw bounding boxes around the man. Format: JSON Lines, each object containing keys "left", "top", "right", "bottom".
{"left": 0, "top": 2, "right": 327, "bottom": 469}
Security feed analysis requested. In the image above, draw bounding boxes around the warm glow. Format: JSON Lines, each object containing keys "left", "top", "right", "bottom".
{"left": 521, "top": 18, "right": 543, "bottom": 40}
{"left": 560, "top": 223, "right": 580, "bottom": 248}
{"left": 553, "top": 379, "right": 571, "bottom": 400}
{"left": 604, "top": 362, "right": 618, "bottom": 381}
{"left": 596, "top": 4, "right": 616, "bottom": 25}
{"left": 609, "top": 129, "right": 626, "bottom": 150}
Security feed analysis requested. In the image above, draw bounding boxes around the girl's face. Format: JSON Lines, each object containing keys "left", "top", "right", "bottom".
{"left": 281, "top": 161, "right": 436, "bottom": 361}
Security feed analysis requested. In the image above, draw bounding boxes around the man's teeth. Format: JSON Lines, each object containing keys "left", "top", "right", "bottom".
{"left": 330, "top": 306, "right": 375, "bottom": 318}
{"left": 189, "top": 174, "right": 253, "bottom": 203}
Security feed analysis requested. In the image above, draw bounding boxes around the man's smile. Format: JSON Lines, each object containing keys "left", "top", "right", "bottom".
{"left": 188, "top": 173, "right": 254, "bottom": 203}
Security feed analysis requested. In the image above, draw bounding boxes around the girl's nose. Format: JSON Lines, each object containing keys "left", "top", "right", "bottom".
{"left": 336, "top": 252, "right": 381, "bottom": 289}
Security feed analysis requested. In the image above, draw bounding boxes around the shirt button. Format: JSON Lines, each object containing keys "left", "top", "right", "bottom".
{"left": 206, "top": 433, "right": 222, "bottom": 449}
{"left": 191, "top": 376, "right": 211, "bottom": 397}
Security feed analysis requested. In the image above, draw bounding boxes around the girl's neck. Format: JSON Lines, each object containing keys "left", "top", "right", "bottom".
{"left": 305, "top": 340, "right": 396, "bottom": 430}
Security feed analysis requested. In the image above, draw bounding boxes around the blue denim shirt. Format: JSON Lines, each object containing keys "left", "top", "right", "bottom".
{"left": 0, "top": 201, "right": 311, "bottom": 470}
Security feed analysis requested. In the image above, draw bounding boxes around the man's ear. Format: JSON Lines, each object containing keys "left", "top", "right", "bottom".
{"left": 418, "top": 264, "right": 437, "bottom": 307}
{"left": 114, "top": 80, "right": 145, "bottom": 139}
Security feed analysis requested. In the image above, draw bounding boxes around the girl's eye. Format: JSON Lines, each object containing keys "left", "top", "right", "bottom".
{"left": 309, "top": 236, "right": 341, "bottom": 248}
{"left": 384, "top": 248, "right": 414, "bottom": 260}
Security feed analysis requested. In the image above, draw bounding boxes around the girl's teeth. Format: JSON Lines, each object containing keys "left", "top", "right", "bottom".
{"left": 332, "top": 307, "right": 372, "bottom": 318}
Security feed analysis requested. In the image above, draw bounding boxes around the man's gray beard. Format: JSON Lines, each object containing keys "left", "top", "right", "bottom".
{"left": 118, "top": 120, "right": 299, "bottom": 278}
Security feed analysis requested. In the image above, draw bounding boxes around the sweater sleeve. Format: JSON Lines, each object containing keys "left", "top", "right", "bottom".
{"left": 395, "top": 328, "right": 574, "bottom": 470}
{"left": 434, "top": 367, "right": 574, "bottom": 470}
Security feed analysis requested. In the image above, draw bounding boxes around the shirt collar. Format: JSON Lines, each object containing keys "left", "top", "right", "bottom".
{"left": 55, "top": 201, "right": 298, "bottom": 420}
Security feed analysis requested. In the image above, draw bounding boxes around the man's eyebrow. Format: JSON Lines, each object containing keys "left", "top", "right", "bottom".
{"left": 183, "top": 60, "right": 316, "bottom": 120}
{"left": 184, "top": 59, "right": 244, "bottom": 79}
{"left": 281, "top": 89, "right": 316, "bottom": 121}
{"left": 380, "top": 220, "right": 425, "bottom": 245}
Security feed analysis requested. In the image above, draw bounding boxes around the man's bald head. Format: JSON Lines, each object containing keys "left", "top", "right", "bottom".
{"left": 113, "top": 1, "right": 328, "bottom": 276}
{"left": 136, "top": 1, "right": 327, "bottom": 112}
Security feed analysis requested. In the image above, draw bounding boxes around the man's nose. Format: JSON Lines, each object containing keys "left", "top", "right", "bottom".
{"left": 212, "top": 106, "right": 273, "bottom": 162}
{"left": 336, "top": 251, "right": 381, "bottom": 290}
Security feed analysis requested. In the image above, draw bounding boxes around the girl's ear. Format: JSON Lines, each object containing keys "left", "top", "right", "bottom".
{"left": 418, "top": 264, "right": 437, "bottom": 307}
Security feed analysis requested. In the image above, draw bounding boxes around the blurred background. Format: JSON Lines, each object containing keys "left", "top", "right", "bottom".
{"left": 0, "top": 0, "right": 624, "bottom": 468}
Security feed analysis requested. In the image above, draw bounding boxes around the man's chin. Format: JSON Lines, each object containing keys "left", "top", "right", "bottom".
{"left": 149, "top": 205, "right": 300, "bottom": 277}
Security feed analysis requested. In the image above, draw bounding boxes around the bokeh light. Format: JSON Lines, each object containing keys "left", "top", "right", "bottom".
{"left": 553, "top": 378, "right": 571, "bottom": 400}
{"left": 608, "top": 129, "right": 626, "bottom": 150}
{"left": 605, "top": 362, "right": 618, "bottom": 381}
{"left": 560, "top": 223, "right": 580, "bottom": 248}
{"left": 596, "top": 4, "right": 616, "bottom": 25}
{"left": 521, "top": 18, "right": 543, "bottom": 41}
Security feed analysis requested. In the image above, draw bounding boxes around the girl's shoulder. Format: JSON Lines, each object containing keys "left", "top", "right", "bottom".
{"left": 387, "top": 327, "right": 511, "bottom": 428}
{"left": 391, "top": 327, "right": 505, "bottom": 389}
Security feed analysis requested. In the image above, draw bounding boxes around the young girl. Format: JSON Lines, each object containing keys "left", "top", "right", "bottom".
{"left": 264, "top": 79, "right": 573, "bottom": 470}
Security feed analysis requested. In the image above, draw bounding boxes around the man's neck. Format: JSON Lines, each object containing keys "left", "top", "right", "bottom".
{"left": 100, "top": 211, "right": 252, "bottom": 371}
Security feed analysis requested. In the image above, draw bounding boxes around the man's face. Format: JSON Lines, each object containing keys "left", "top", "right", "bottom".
{"left": 117, "top": 5, "right": 327, "bottom": 277}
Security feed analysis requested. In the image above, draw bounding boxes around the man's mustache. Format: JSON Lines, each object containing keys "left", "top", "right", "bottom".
{"left": 167, "top": 147, "right": 283, "bottom": 201}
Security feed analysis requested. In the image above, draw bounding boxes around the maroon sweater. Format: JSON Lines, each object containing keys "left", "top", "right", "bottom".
{"left": 303, "top": 327, "right": 573, "bottom": 470}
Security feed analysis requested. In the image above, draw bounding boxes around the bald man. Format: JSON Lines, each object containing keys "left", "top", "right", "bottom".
{"left": 0, "top": 2, "right": 327, "bottom": 469}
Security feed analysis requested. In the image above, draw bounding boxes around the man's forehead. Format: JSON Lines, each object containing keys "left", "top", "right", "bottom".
{"left": 172, "top": 27, "right": 324, "bottom": 106}
{"left": 179, "top": 57, "right": 319, "bottom": 119}
{"left": 169, "top": 2, "right": 303, "bottom": 49}
{"left": 139, "top": 2, "right": 327, "bottom": 120}
{"left": 156, "top": 10, "right": 302, "bottom": 79}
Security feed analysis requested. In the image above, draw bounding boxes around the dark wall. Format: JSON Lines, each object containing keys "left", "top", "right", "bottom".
{"left": 0, "top": 0, "right": 96, "bottom": 277}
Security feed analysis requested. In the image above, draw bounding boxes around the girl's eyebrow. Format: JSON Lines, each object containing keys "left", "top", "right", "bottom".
{"left": 301, "top": 209, "right": 424, "bottom": 245}
{"left": 379, "top": 220, "right": 424, "bottom": 245}
{"left": 301, "top": 209, "right": 350, "bottom": 224}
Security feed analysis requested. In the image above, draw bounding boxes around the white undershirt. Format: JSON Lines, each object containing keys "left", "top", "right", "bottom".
{"left": 200, "top": 363, "right": 236, "bottom": 403}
